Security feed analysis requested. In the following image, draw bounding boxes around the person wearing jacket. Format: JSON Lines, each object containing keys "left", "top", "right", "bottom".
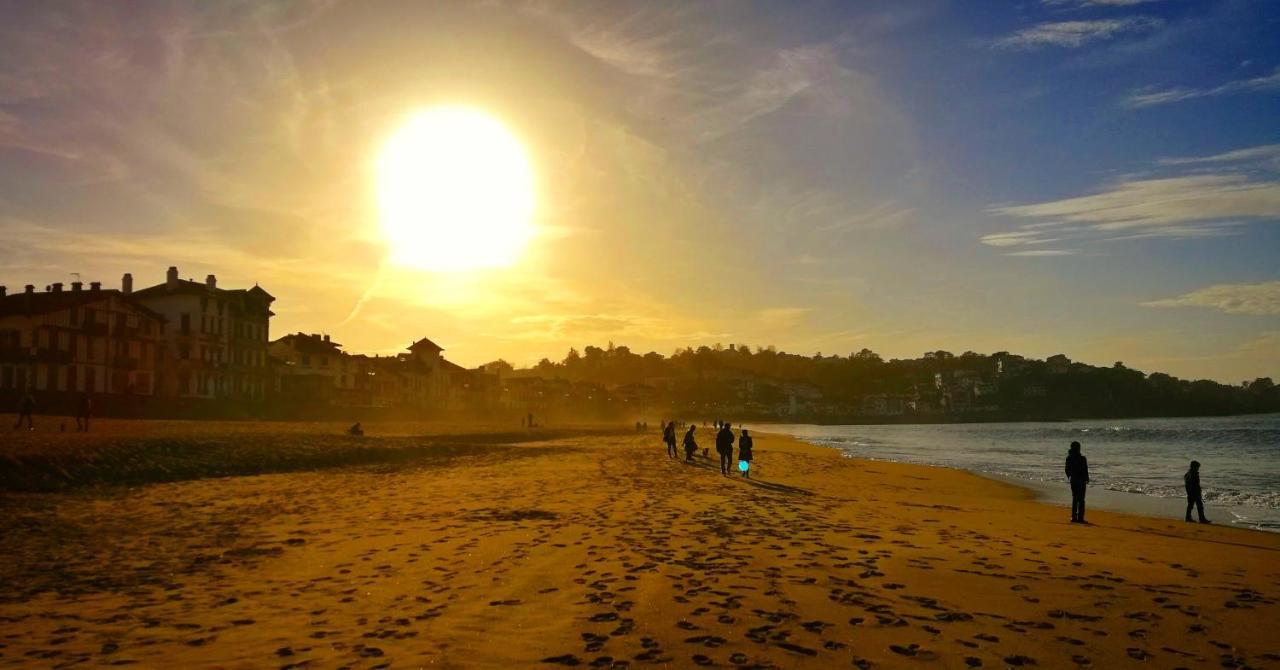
{"left": 737, "top": 429, "right": 754, "bottom": 479}
{"left": 682, "top": 425, "right": 698, "bottom": 462}
{"left": 1185, "top": 460, "right": 1211, "bottom": 524}
{"left": 1065, "top": 441, "right": 1089, "bottom": 524}
{"left": 715, "top": 422, "right": 736, "bottom": 475}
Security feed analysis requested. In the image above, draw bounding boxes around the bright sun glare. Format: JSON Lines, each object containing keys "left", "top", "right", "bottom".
{"left": 377, "top": 107, "right": 535, "bottom": 271}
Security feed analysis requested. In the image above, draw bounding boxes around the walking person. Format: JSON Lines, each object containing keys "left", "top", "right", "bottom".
{"left": 663, "top": 421, "right": 678, "bottom": 459}
{"left": 1185, "top": 460, "right": 1211, "bottom": 524}
{"left": 715, "top": 422, "right": 736, "bottom": 476}
{"left": 683, "top": 425, "right": 698, "bottom": 462}
{"left": 737, "top": 428, "right": 754, "bottom": 479}
{"left": 1065, "top": 441, "right": 1089, "bottom": 523}
{"left": 75, "top": 392, "right": 92, "bottom": 432}
{"left": 13, "top": 388, "right": 35, "bottom": 431}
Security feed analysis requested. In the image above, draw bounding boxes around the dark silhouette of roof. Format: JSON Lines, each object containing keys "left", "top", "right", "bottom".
{"left": 133, "top": 279, "right": 275, "bottom": 315}
{"left": 409, "top": 337, "right": 444, "bottom": 352}
{"left": 0, "top": 289, "right": 166, "bottom": 321}
{"left": 271, "top": 332, "right": 342, "bottom": 355}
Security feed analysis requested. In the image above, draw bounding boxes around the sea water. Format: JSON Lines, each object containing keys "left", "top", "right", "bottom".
{"left": 762, "top": 414, "right": 1280, "bottom": 532}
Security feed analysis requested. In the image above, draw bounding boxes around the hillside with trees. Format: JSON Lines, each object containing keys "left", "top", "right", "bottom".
{"left": 487, "top": 344, "right": 1279, "bottom": 423}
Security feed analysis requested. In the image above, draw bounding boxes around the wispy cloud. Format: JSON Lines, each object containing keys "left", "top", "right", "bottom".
{"left": 1005, "top": 249, "right": 1076, "bottom": 257}
{"left": 1158, "top": 144, "right": 1280, "bottom": 169}
{"left": 993, "top": 18, "right": 1161, "bottom": 50}
{"left": 1143, "top": 281, "right": 1280, "bottom": 316}
{"left": 1124, "top": 66, "right": 1280, "bottom": 108}
{"left": 984, "top": 143, "right": 1280, "bottom": 252}
{"left": 991, "top": 174, "right": 1280, "bottom": 231}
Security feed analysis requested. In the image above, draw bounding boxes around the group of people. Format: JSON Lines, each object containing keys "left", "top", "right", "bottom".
{"left": 11, "top": 390, "right": 93, "bottom": 432}
{"left": 662, "top": 420, "right": 755, "bottom": 478}
{"left": 1065, "top": 441, "right": 1211, "bottom": 524}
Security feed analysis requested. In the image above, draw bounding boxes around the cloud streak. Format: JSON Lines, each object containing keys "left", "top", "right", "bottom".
{"left": 992, "top": 18, "right": 1161, "bottom": 50}
{"left": 1124, "top": 66, "right": 1280, "bottom": 108}
{"left": 1143, "top": 281, "right": 1280, "bottom": 316}
{"left": 984, "top": 144, "right": 1280, "bottom": 252}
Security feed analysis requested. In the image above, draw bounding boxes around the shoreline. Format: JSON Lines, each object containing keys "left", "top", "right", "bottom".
{"left": 759, "top": 419, "right": 1280, "bottom": 535}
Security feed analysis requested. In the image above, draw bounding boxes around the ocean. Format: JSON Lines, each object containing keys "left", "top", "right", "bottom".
{"left": 762, "top": 413, "right": 1280, "bottom": 532}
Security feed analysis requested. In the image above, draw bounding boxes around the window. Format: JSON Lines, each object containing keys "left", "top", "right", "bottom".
{"left": 180, "top": 313, "right": 190, "bottom": 334}
{"left": 85, "top": 366, "right": 96, "bottom": 393}
{"left": 66, "top": 366, "right": 77, "bottom": 392}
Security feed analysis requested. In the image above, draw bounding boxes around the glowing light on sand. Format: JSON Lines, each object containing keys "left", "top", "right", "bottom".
{"left": 377, "top": 107, "right": 535, "bottom": 271}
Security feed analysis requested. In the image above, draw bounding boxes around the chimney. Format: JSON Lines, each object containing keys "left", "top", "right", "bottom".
{"left": 25, "top": 284, "right": 35, "bottom": 294}
{"left": 0, "top": 286, "right": 6, "bottom": 297}
{"left": 166, "top": 266, "right": 179, "bottom": 289}
{"left": 205, "top": 274, "right": 217, "bottom": 290}
{"left": 323, "top": 334, "right": 330, "bottom": 343}
{"left": 122, "top": 273, "right": 133, "bottom": 295}
{"left": 89, "top": 282, "right": 101, "bottom": 292}
{"left": 52, "top": 282, "right": 64, "bottom": 293}
{"left": 71, "top": 281, "right": 83, "bottom": 292}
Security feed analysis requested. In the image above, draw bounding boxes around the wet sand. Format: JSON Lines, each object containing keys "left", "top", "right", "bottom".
{"left": 1, "top": 426, "right": 1278, "bottom": 668}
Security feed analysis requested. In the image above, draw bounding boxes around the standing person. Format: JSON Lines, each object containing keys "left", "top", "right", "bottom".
{"left": 715, "top": 422, "right": 736, "bottom": 476}
{"left": 683, "top": 425, "right": 698, "bottom": 462}
{"left": 13, "top": 388, "right": 36, "bottom": 431}
{"left": 737, "top": 428, "right": 754, "bottom": 479}
{"left": 1185, "top": 460, "right": 1211, "bottom": 524}
{"left": 75, "top": 392, "right": 92, "bottom": 432}
{"left": 1065, "top": 441, "right": 1089, "bottom": 523}
{"left": 663, "top": 421, "right": 678, "bottom": 459}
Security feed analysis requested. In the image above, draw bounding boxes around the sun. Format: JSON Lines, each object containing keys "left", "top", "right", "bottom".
{"left": 377, "top": 107, "right": 535, "bottom": 271}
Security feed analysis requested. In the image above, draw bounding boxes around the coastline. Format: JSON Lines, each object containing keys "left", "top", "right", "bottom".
{"left": 2, "top": 424, "right": 1278, "bottom": 668}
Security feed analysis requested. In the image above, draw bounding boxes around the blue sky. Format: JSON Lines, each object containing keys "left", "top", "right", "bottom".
{"left": 0, "top": 0, "right": 1277, "bottom": 381}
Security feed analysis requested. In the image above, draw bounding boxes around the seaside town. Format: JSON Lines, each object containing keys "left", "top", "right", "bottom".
{"left": 3, "top": 266, "right": 1276, "bottom": 423}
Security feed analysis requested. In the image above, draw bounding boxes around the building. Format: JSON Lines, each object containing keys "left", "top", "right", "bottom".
{"left": 0, "top": 281, "right": 166, "bottom": 397}
{"left": 269, "top": 332, "right": 345, "bottom": 402}
{"left": 269, "top": 333, "right": 461, "bottom": 410}
{"left": 131, "top": 266, "right": 275, "bottom": 400}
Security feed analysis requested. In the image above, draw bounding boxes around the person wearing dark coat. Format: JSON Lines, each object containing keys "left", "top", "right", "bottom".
{"left": 715, "top": 422, "right": 736, "bottom": 476}
{"left": 682, "top": 425, "right": 698, "bottom": 462}
{"left": 13, "top": 390, "right": 35, "bottom": 431}
{"left": 663, "top": 421, "right": 678, "bottom": 459}
{"left": 1065, "top": 441, "right": 1089, "bottom": 523}
{"left": 1185, "top": 460, "right": 1211, "bottom": 523}
{"left": 75, "top": 393, "right": 92, "bottom": 432}
{"left": 737, "top": 429, "right": 754, "bottom": 479}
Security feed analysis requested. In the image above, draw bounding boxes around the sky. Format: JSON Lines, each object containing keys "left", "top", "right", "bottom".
{"left": 1, "top": 0, "right": 1278, "bottom": 383}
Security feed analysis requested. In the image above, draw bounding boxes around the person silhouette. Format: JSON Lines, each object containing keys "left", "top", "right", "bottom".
{"left": 1065, "top": 441, "right": 1089, "bottom": 523}
{"left": 347, "top": 421, "right": 364, "bottom": 436}
{"left": 13, "top": 389, "right": 35, "bottom": 431}
{"left": 682, "top": 425, "right": 698, "bottom": 462}
{"left": 1185, "top": 460, "right": 1211, "bottom": 524}
{"left": 75, "top": 392, "right": 92, "bottom": 432}
{"left": 737, "top": 428, "right": 754, "bottom": 479}
{"left": 715, "top": 422, "right": 736, "bottom": 476}
{"left": 663, "top": 421, "right": 678, "bottom": 459}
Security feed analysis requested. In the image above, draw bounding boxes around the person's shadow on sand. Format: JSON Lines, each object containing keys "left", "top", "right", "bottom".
{"left": 680, "top": 458, "right": 813, "bottom": 496}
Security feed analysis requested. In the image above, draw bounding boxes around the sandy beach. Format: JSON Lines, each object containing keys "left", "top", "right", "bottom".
{"left": 2, "top": 422, "right": 1278, "bottom": 669}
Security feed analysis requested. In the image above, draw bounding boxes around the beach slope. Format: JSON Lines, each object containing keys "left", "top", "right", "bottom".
{"left": 1, "top": 427, "right": 1277, "bottom": 668}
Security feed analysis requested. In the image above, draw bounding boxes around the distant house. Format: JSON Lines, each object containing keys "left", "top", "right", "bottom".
{"left": 0, "top": 281, "right": 166, "bottom": 396}
{"left": 269, "top": 332, "right": 345, "bottom": 402}
{"left": 269, "top": 333, "right": 460, "bottom": 410}
{"left": 132, "top": 266, "right": 274, "bottom": 400}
